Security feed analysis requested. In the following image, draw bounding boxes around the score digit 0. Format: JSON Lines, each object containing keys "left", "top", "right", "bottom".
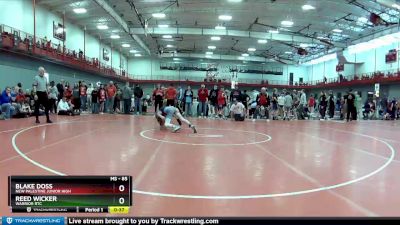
{"left": 119, "top": 197, "right": 125, "bottom": 205}
{"left": 119, "top": 185, "right": 125, "bottom": 192}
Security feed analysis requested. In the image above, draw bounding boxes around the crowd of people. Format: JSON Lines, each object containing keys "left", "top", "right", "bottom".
{"left": 1, "top": 66, "right": 399, "bottom": 122}
{"left": 149, "top": 83, "right": 400, "bottom": 122}
{"left": 0, "top": 66, "right": 148, "bottom": 120}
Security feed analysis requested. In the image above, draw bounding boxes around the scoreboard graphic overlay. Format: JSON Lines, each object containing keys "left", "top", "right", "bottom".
{"left": 8, "top": 176, "right": 132, "bottom": 213}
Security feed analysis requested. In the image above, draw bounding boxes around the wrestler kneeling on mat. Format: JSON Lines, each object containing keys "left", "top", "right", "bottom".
{"left": 230, "top": 98, "right": 246, "bottom": 121}
{"left": 156, "top": 106, "right": 197, "bottom": 133}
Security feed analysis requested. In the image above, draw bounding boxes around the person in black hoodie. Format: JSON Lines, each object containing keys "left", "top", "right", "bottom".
{"left": 328, "top": 90, "right": 335, "bottom": 119}
{"left": 56, "top": 79, "right": 65, "bottom": 102}
{"left": 230, "top": 84, "right": 242, "bottom": 103}
{"left": 319, "top": 91, "right": 327, "bottom": 120}
{"left": 133, "top": 84, "right": 144, "bottom": 115}
{"left": 346, "top": 90, "right": 356, "bottom": 122}
{"left": 208, "top": 85, "right": 219, "bottom": 118}
{"left": 241, "top": 90, "right": 250, "bottom": 117}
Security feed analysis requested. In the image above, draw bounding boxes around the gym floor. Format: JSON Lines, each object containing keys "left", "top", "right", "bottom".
{"left": 0, "top": 115, "right": 399, "bottom": 216}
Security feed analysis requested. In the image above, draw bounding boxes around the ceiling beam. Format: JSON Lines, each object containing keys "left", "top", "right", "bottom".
{"left": 93, "top": 0, "right": 151, "bottom": 55}
{"left": 130, "top": 27, "right": 347, "bottom": 48}
{"left": 159, "top": 52, "right": 276, "bottom": 63}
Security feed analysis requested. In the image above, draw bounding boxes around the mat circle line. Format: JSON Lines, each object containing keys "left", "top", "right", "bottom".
{"left": 140, "top": 128, "right": 272, "bottom": 146}
{"left": 10, "top": 120, "right": 395, "bottom": 199}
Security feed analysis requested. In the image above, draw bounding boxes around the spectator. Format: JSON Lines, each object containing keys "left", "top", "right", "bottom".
{"left": 363, "top": 100, "right": 372, "bottom": 120}
{"left": 208, "top": 85, "right": 219, "bottom": 118}
{"left": 251, "top": 89, "right": 259, "bottom": 104}
{"left": 176, "top": 86, "right": 184, "bottom": 108}
{"left": 345, "top": 90, "right": 356, "bottom": 122}
{"left": 0, "top": 87, "right": 16, "bottom": 119}
{"left": 33, "top": 67, "right": 52, "bottom": 123}
{"left": 133, "top": 84, "right": 143, "bottom": 114}
{"left": 80, "top": 81, "right": 88, "bottom": 112}
{"left": 153, "top": 84, "right": 164, "bottom": 112}
{"left": 230, "top": 84, "right": 241, "bottom": 102}
{"left": 355, "top": 91, "right": 363, "bottom": 120}
{"left": 106, "top": 81, "right": 117, "bottom": 113}
{"left": 15, "top": 82, "right": 22, "bottom": 94}
{"left": 308, "top": 94, "right": 315, "bottom": 115}
{"left": 328, "top": 90, "right": 335, "bottom": 119}
{"left": 20, "top": 99, "right": 33, "bottom": 117}
{"left": 270, "top": 88, "right": 278, "bottom": 120}
{"left": 64, "top": 82, "right": 72, "bottom": 100}
{"left": 10, "top": 86, "right": 17, "bottom": 102}
{"left": 241, "top": 90, "right": 250, "bottom": 118}
{"left": 165, "top": 83, "right": 177, "bottom": 106}
{"left": 57, "top": 79, "right": 65, "bottom": 101}
{"left": 278, "top": 92, "right": 285, "bottom": 119}
{"left": 254, "top": 87, "right": 270, "bottom": 121}
{"left": 91, "top": 85, "right": 99, "bottom": 114}
{"left": 299, "top": 89, "right": 307, "bottom": 120}
{"left": 292, "top": 90, "right": 299, "bottom": 120}
{"left": 184, "top": 85, "right": 194, "bottom": 117}
{"left": 387, "top": 97, "right": 397, "bottom": 120}
{"left": 197, "top": 84, "right": 209, "bottom": 118}
{"left": 57, "top": 96, "right": 73, "bottom": 116}
{"left": 99, "top": 84, "right": 106, "bottom": 114}
{"left": 15, "top": 89, "right": 26, "bottom": 104}
{"left": 319, "top": 91, "right": 327, "bottom": 121}
{"left": 114, "top": 87, "right": 122, "bottom": 113}
{"left": 230, "top": 98, "right": 245, "bottom": 121}
{"left": 123, "top": 82, "right": 133, "bottom": 114}
{"left": 217, "top": 86, "right": 227, "bottom": 119}
{"left": 86, "top": 83, "right": 94, "bottom": 109}
{"left": 72, "top": 83, "right": 81, "bottom": 114}
{"left": 48, "top": 81, "right": 58, "bottom": 113}
{"left": 284, "top": 91, "right": 293, "bottom": 121}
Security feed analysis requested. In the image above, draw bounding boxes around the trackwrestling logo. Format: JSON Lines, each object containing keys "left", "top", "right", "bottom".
{"left": 2, "top": 217, "right": 65, "bottom": 225}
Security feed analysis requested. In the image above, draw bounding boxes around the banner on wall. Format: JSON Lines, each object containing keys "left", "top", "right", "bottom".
{"left": 103, "top": 48, "right": 110, "bottom": 61}
{"left": 53, "top": 21, "right": 66, "bottom": 41}
{"left": 375, "top": 83, "right": 380, "bottom": 97}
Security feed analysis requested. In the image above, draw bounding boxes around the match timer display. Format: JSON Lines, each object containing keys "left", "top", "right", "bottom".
{"left": 8, "top": 176, "right": 132, "bottom": 213}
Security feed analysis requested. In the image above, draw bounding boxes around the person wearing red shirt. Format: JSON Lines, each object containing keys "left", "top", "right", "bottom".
{"left": 80, "top": 81, "right": 88, "bottom": 112}
{"left": 197, "top": 84, "right": 209, "bottom": 118}
{"left": 15, "top": 90, "right": 26, "bottom": 103}
{"left": 217, "top": 86, "right": 227, "bottom": 119}
{"left": 106, "top": 81, "right": 117, "bottom": 113}
{"left": 308, "top": 94, "right": 315, "bottom": 115}
{"left": 152, "top": 84, "right": 164, "bottom": 112}
{"left": 63, "top": 82, "right": 72, "bottom": 101}
{"left": 165, "top": 83, "right": 177, "bottom": 106}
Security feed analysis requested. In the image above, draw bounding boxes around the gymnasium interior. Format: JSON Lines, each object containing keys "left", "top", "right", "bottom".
{"left": 1, "top": 0, "right": 400, "bottom": 218}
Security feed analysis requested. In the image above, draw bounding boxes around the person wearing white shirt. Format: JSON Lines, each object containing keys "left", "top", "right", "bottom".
{"left": 277, "top": 93, "right": 285, "bottom": 119}
{"left": 57, "top": 96, "right": 72, "bottom": 116}
{"left": 86, "top": 83, "right": 94, "bottom": 109}
{"left": 230, "top": 98, "right": 245, "bottom": 121}
{"left": 251, "top": 89, "right": 259, "bottom": 103}
{"left": 299, "top": 89, "right": 307, "bottom": 119}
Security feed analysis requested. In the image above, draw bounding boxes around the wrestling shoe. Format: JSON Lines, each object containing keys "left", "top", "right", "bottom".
{"left": 172, "top": 126, "right": 181, "bottom": 133}
{"left": 190, "top": 124, "right": 197, "bottom": 133}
